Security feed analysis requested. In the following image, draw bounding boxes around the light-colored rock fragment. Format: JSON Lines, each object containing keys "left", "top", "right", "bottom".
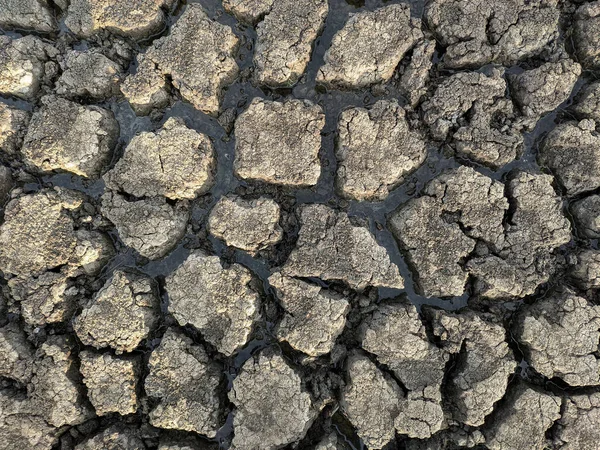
{"left": 56, "top": 50, "right": 122, "bottom": 99}
{"left": 223, "top": 0, "right": 274, "bottom": 23}
{"left": 0, "top": 0, "right": 57, "bottom": 32}
{"left": 208, "top": 195, "right": 282, "bottom": 254}
{"left": 573, "top": 1, "right": 600, "bottom": 70}
{"left": 573, "top": 81, "right": 600, "bottom": 123}
{"left": 0, "top": 103, "right": 29, "bottom": 156}
{"left": 234, "top": 98, "right": 325, "bottom": 186}
{"left": 570, "top": 249, "right": 600, "bottom": 290}
{"left": 399, "top": 40, "right": 435, "bottom": 107}
{"left": 75, "top": 425, "right": 146, "bottom": 450}
{"left": 555, "top": 393, "right": 600, "bottom": 450}
{"left": 336, "top": 100, "right": 426, "bottom": 201}
{"left": 0, "top": 322, "right": 34, "bottom": 384}
{"left": 571, "top": 194, "right": 600, "bottom": 238}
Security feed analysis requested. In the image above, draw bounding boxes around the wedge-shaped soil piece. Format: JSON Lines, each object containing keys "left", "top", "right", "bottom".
{"left": 283, "top": 204, "right": 404, "bottom": 291}
{"left": 166, "top": 251, "right": 260, "bottom": 356}
{"left": 514, "top": 289, "right": 600, "bottom": 386}
{"left": 573, "top": 81, "right": 600, "bottom": 123}
{"left": 0, "top": 103, "right": 30, "bottom": 156}
{"left": 483, "top": 382, "right": 561, "bottom": 450}
{"left": 269, "top": 272, "right": 349, "bottom": 357}
{"left": 341, "top": 352, "right": 403, "bottom": 448}
{"left": 573, "top": 1, "right": 600, "bottom": 70}
{"left": 121, "top": 4, "right": 239, "bottom": 115}
{"left": 229, "top": 350, "right": 315, "bottom": 449}
{"left": 22, "top": 96, "right": 118, "bottom": 178}
{"left": 0, "top": 322, "right": 34, "bottom": 384}
{"left": 208, "top": 195, "right": 282, "bottom": 254}
{"left": 234, "top": 98, "right": 325, "bottom": 186}
{"left": 146, "top": 329, "right": 222, "bottom": 437}
{"left": 389, "top": 166, "right": 507, "bottom": 297}
{"left": 65, "top": 0, "right": 176, "bottom": 39}
{"left": 101, "top": 191, "right": 189, "bottom": 260}
{"left": 336, "top": 100, "right": 426, "bottom": 201}
{"left": 0, "top": 0, "right": 57, "bottom": 32}
{"left": 74, "top": 270, "right": 159, "bottom": 353}
{"left": 105, "top": 117, "right": 215, "bottom": 200}
{"left": 223, "top": 0, "right": 274, "bottom": 23}
{"left": 79, "top": 351, "right": 140, "bottom": 416}
{"left": 539, "top": 120, "right": 600, "bottom": 196}
{"left": 555, "top": 393, "right": 600, "bottom": 450}
{"left": 317, "top": 4, "right": 422, "bottom": 88}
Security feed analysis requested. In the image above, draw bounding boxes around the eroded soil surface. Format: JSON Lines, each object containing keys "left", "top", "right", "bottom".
{"left": 1, "top": 0, "right": 600, "bottom": 449}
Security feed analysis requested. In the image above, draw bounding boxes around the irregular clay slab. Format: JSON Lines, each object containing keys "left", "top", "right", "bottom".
{"left": 283, "top": 204, "right": 404, "bottom": 291}
{"left": 121, "top": 4, "right": 239, "bottom": 115}
{"left": 234, "top": 98, "right": 325, "bottom": 187}
{"left": 269, "top": 272, "right": 349, "bottom": 357}
{"left": 0, "top": 35, "right": 57, "bottom": 100}
{"left": 539, "top": 120, "right": 600, "bottom": 196}
{"left": 75, "top": 426, "right": 146, "bottom": 450}
{"left": 573, "top": 1, "right": 600, "bottom": 70}
{"left": 573, "top": 80, "right": 600, "bottom": 123}
{"left": 336, "top": 100, "right": 426, "bottom": 201}
{"left": 166, "top": 250, "right": 260, "bottom": 356}
{"left": 145, "top": 329, "right": 222, "bottom": 437}
{"left": 571, "top": 194, "right": 600, "bottom": 238}
{"left": 341, "top": 352, "right": 403, "bottom": 449}
{"left": 483, "top": 382, "right": 561, "bottom": 450}
{"left": 317, "top": 4, "right": 422, "bottom": 88}
{"left": 22, "top": 96, "right": 119, "bottom": 178}
{"left": 399, "top": 40, "right": 435, "bottom": 107}
{"left": 223, "top": 0, "right": 274, "bottom": 23}
{"left": 74, "top": 270, "right": 159, "bottom": 353}
{"left": 0, "top": 322, "right": 34, "bottom": 384}
{"left": 570, "top": 249, "right": 600, "bottom": 290}
{"left": 79, "top": 351, "right": 140, "bottom": 416}
{"left": 514, "top": 289, "right": 600, "bottom": 386}
{"left": 0, "top": 0, "right": 57, "bottom": 32}
{"left": 254, "top": 0, "right": 328, "bottom": 86}
{"left": 0, "top": 103, "right": 30, "bottom": 156}
{"left": 101, "top": 191, "right": 189, "bottom": 260}
{"left": 65, "top": 0, "right": 176, "bottom": 39}
{"left": 389, "top": 166, "right": 507, "bottom": 297}
{"left": 555, "top": 393, "right": 600, "bottom": 450}
{"left": 208, "top": 195, "right": 282, "bottom": 254}
{"left": 229, "top": 350, "right": 315, "bottom": 449}
{"left": 105, "top": 117, "right": 215, "bottom": 200}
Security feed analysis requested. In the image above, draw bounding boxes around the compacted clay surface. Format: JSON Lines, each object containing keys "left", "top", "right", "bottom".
{"left": 1, "top": 0, "right": 600, "bottom": 449}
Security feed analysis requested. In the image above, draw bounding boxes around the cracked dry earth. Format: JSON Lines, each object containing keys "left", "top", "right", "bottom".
{"left": 2, "top": 1, "right": 600, "bottom": 450}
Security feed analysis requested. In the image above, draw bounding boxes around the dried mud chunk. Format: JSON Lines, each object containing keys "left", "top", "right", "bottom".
{"left": 422, "top": 69, "right": 507, "bottom": 140}
{"left": 467, "top": 172, "right": 571, "bottom": 298}
{"left": 122, "top": 4, "right": 239, "bottom": 115}
{"left": 317, "top": 4, "right": 422, "bottom": 89}
{"left": 399, "top": 40, "right": 435, "bottom": 107}
{"left": 573, "top": 1, "right": 600, "bottom": 70}
{"left": 573, "top": 81, "right": 600, "bottom": 123}
{"left": 74, "top": 270, "right": 159, "bottom": 353}
{"left": 0, "top": 322, "right": 34, "bottom": 384}
{"left": 483, "top": 382, "right": 560, "bottom": 450}
{"left": 314, "top": 433, "right": 344, "bottom": 450}
{"left": 389, "top": 166, "right": 507, "bottom": 297}
{"left": 0, "top": 0, "right": 57, "bottom": 32}
{"left": 223, "top": 0, "right": 274, "bottom": 23}
{"left": 234, "top": 98, "right": 324, "bottom": 186}
{"left": 360, "top": 302, "right": 447, "bottom": 438}
{"left": 341, "top": 352, "right": 402, "bottom": 448}
{"left": 514, "top": 290, "right": 600, "bottom": 386}
{"left": 335, "top": 100, "right": 426, "bottom": 201}
{"left": 0, "top": 35, "right": 57, "bottom": 100}
{"left": 75, "top": 425, "right": 146, "bottom": 450}
{"left": 539, "top": 120, "right": 600, "bottom": 196}
{"left": 570, "top": 249, "right": 600, "bottom": 289}
{"left": 55, "top": 50, "right": 122, "bottom": 100}
{"left": 166, "top": 251, "right": 260, "bottom": 356}
{"left": 9, "top": 272, "right": 75, "bottom": 326}
{"left": 405, "top": 429, "right": 485, "bottom": 450}
{"left": 554, "top": 393, "right": 600, "bottom": 450}
{"left": 0, "top": 104, "right": 29, "bottom": 155}
{"left": 0, "top": 390, "right": 58, "bottom": 450}
{"left": 229, "top": 350, "right": 314, "bottom": 449}
{"left": 146, "top": 329, "right": 222, "bottom": 437}
{"left": 22, "top": 96, "right": 119, "bottom": 178}
{"left": 425, "top": 308, "right": 515, "bottom": 427}
{"left": 29, "top": 336, "right": 93, "bottom": 427}
{"left": 120, "top": 56, "right": 169, "bottom": 115}
{"left": 453, "top": 99, "right": 524, "bottom": 169}
{"left": 509, "top": 59, "right": 581, "bottom": 121}
{"left": 101, "top": 191, "right": 189, "bottom": 260}
{"left": 283, "top": 204, "right": 404, "bottom": 291}
{"left": 571, "top": 194, "right": 600, "bottom": 238}
{"left": 424, "top": 0, "right": 559, "bottom": 68}
{"left": 255, "top": 0, "right": 327, "bottom": 86}
{"left": 65, "top": 0, "right": 175, "bottom": 39}
{"left": 208, "top": 195, "right": 282, "bottom": 254}
{"left": 79, "top": 351, "right": 139, "bottom": 416}
{"left": 269, "top": 272, "right": 349, "bottom": 357}
{"left": 0, "top": 189, "right": 79, "bottom": 277}
{"left": 105, "top": 117, "right": 215, "bottom": 200}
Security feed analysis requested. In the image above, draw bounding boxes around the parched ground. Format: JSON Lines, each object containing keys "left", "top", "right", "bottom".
{"left": 1, "top": 0, "right": 600, "bottom": 449}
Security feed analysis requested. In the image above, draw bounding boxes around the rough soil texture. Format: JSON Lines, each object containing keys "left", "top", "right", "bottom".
{"left": 2, "top": 0, "right": 600, "bottom": 449}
